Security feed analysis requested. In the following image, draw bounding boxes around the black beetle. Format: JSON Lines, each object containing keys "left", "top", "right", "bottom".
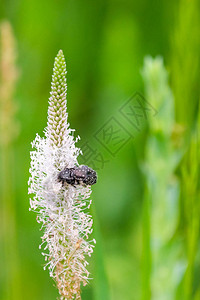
{"left": 58, "top": 165, "right": 97, "bottom": 187}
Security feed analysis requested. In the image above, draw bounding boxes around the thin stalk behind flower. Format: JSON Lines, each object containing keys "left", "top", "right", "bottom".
{"left": 180, "top": 108, "right": 200, "bottom": 299}
{"left": 28, "top": 50, "right": 95, "bottom": 300}
{"left": 0, "top": 21, "right": 21, "bottom": 300}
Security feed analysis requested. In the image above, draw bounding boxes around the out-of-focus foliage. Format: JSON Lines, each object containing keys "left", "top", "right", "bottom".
{"left": 0, "top": 0, "right": 200, "bottom": 299}
{"left": 141, "top": 56, "right": 185, "bottom": 300}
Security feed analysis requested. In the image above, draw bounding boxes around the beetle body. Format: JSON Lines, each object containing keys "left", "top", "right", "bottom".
{"left": 58, "top": 165, "right": 97, "bottom": 187}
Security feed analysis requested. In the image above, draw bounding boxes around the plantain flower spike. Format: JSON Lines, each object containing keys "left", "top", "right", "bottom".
{"left": 28, "top": 50, "right": 96, "bottom": 299}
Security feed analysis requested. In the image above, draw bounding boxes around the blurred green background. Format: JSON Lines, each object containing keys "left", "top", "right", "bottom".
{"left": 0, "top": 0, "right": 200, "bottom": 299}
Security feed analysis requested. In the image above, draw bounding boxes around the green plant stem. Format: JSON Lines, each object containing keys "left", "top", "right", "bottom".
{"left": 142, "top": 191, "right": 151, "bottom": 300}
{"left": 0, "top": 145, "right": 21, "bottom": 300}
